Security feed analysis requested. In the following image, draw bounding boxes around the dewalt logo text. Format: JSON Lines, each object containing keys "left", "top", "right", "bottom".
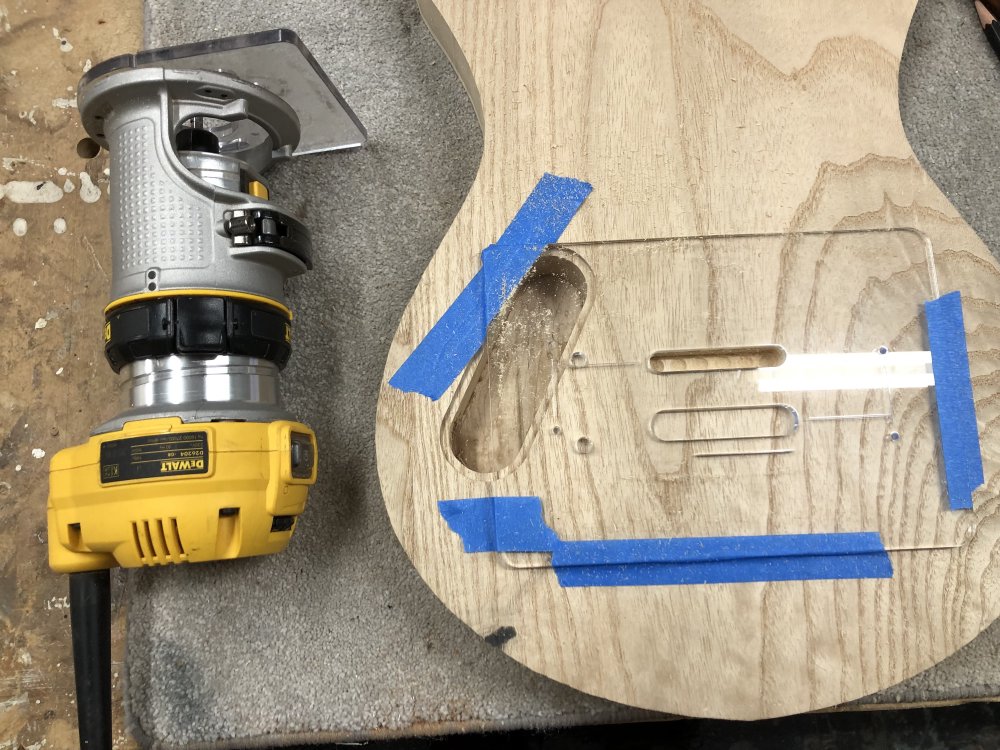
{"left": 160, "top": 459, "right": 205, "bottom": 473}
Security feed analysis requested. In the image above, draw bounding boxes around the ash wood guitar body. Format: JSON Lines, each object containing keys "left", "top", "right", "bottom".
{"left": 376, "top": 0, "right": 1000, "bottom": 719}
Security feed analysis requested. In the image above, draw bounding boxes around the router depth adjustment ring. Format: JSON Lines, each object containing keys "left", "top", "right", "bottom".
{"left": 104, "top": 295, "right": 293, "bottom": 373}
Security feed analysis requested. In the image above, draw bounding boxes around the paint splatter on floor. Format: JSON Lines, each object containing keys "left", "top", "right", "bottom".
{"left": 79, "top": 172, "right": 101, "bottom": 203}
{"left": 2, "top": 180, "right": 64, "bottom": 203}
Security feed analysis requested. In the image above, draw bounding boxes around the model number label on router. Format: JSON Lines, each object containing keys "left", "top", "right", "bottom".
{"left": 99, "top": 431, "right": 209, "bottom": 483}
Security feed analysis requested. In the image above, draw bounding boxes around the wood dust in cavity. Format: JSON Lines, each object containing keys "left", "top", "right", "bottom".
{"left": 486, "top": 269, "right": 577, "bottom": 399}
{"left": 451, "top": 258, "right": 588, "bottom": 473}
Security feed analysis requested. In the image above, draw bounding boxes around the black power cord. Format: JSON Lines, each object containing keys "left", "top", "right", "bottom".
{"left": 69, "top": 569, "right": 112, "bottom": 750}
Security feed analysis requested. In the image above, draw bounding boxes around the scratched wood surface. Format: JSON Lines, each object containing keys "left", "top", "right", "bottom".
{"left": 0, "top": 1, "right": 141, "bottom": 747}
{"left": 376, "top": 0, "right": 1000, "bottom": 720}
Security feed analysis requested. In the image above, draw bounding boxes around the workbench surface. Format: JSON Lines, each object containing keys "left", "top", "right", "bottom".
{"left": 1, "top": 1, "right": 140, "bottom": 748}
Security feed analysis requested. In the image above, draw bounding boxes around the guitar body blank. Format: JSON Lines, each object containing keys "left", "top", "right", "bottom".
{"left": 376, "top": 0, "right": 1000, "bottom": 719}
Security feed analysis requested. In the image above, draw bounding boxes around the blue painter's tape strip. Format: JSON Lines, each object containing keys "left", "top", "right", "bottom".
{"left": 551, "top": 532, "right": 889, "bottom": 566}
{"left": 926, "top": 291, "right": 984, "bottom": 510}
{"left": 553, "top": 552, "right": 893, "bottom": 587}
{"left": 438, "top": 495, "right": 558, "bottom": 553}
{"left": 438, "top": 497, "right": 893, "bottom": 587}
{"left": 389, "top": 173, "right": 593, "bottom": 400}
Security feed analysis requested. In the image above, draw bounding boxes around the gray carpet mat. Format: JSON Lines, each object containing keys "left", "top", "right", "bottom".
{"left": 127, "top": 0, "right": 1000, "bottom": 747}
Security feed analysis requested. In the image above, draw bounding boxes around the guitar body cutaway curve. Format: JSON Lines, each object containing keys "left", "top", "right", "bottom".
{"left": 376, "top": 0, "right": 1000, "bottom": 719}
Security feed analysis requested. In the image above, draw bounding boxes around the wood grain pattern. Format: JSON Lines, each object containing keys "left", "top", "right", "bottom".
{"left": 376, "top": 0, "right": 1000, "bottom": 719}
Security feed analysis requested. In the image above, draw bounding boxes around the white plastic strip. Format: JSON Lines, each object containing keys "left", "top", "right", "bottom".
{"left": 757, "top": 351, "right": 933, "bottom": 393}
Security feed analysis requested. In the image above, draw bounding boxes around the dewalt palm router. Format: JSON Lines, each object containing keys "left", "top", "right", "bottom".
{"left": 45, "top": 30, "right": 365, "bottom": 749}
